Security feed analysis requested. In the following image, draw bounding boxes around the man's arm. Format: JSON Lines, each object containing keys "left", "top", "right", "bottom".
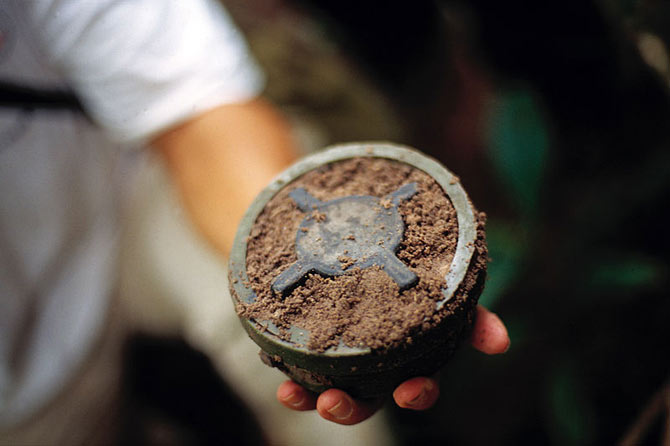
{"left": 150, "top": 98, "right": 297, "bottom": 257}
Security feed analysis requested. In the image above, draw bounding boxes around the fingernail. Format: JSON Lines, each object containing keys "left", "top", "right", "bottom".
{"left": 407, "top": 381, "right": 433, "bottom": 407}
{"left": 327, "top": 396, "right": 353, "bottom": 420}
{"left": 280, "top": 391, "right": 305, "bottom": 408}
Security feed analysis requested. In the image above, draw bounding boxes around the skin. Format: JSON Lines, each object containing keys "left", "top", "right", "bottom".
{"left": 151, "top": 98, "right": 510, "bottom": 426}
{"left": 151, "top": 98, "right": 298, "bottom": 258}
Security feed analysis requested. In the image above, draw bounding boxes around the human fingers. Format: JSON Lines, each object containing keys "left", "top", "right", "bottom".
{"left": 315, "top": 389, "right": 383, "bottom": 425}
{"left": 470, "top": 305, "right": 510, "bottom": 354}
{"left": 278, "top": 306, "right": 507, "bottom": 418}
{"left": 276, "top": 380, "right": 317, "bottom": 411}
{"left": 393, "top": 307, "right": 508, "bottom": 410}
{"left": 392, "top": 376, "right": 440, "bottom": 410}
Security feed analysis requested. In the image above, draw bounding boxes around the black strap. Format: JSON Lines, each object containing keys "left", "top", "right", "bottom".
{"left": 0, "top": 80, "right": 85, "bottom": 113}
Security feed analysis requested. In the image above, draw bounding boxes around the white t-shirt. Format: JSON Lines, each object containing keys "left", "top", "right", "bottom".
{"left": 0, "top": 0, "right": 263, "bottom": 427}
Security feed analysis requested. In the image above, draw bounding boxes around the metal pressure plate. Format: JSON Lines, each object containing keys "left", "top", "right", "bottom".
{"left": 272, "top": 183, "right": 418, "bottom": 294}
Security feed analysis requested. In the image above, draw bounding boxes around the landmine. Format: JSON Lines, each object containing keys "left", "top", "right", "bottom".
{"left": 229, "top": 143, "right": 487, "bottom": 398}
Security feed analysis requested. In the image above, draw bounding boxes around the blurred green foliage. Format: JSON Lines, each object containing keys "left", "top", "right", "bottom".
{"left": 486, "top": 88, "right": 550, "bottom": 224}
{"left": 585, "top": 253, "right": 666, "bottom": 292}
{"left": 546, "top": 359, "right": 597, "bottom": 446}
{"left": 477, "top": 221, "right": 525, "bottom": 310}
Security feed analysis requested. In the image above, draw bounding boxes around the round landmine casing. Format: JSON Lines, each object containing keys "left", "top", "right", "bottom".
{"left": 229, "top": 143, "right": 486, "bottom": 398}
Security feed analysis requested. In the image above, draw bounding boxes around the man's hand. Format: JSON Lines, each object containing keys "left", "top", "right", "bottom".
{"left": 149, "top": 99, "right": 509, "bottom": 426}
{"left": 276, "top": 305, "right": 509, "bottom": 425}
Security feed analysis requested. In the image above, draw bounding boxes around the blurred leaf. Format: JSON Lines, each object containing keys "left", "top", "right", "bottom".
{"left": 546, "top": 360, "right": 596, "bottom": 446}
{"left": 486, "top": 88, "right": 550, "bottom": 222}
{"left": 586, "top": 253, "right": 666, "bottom": 291}
{"left": 478, "top": 220, "right": 526, "bottom": 309}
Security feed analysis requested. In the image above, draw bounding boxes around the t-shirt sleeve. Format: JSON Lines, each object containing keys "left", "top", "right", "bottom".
{"left": 26, "top": 0, "right": 265, "bottom": 143}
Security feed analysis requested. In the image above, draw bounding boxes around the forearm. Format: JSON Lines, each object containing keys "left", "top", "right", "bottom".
{"left": 150, "top": 98, "right": 298, "bottom": 257}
